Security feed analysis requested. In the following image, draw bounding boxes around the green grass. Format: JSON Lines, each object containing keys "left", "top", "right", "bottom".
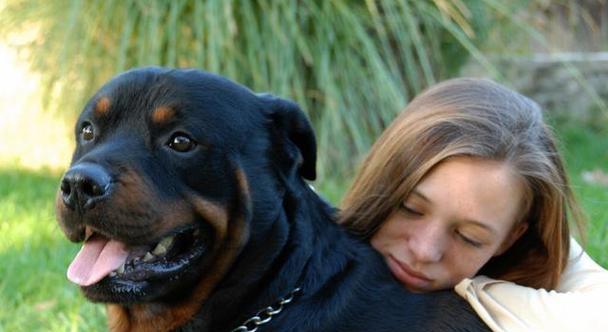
{"left": 554, "top": 124, "right": 608, "bottom": 264}
{"left": 0, "top": 167, "right": 106, "bottom": 331}
{"left": 0, "top": 124, "right": 606, "bottom": 331}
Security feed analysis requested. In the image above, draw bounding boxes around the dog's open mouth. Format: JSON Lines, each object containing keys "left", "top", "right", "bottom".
{"left": 67, "top": 225, "right": 206, "bottom": 287}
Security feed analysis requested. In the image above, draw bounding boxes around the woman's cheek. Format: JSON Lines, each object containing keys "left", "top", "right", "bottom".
{"left": 446, "top": 249, "right": 491, "bottom": 282}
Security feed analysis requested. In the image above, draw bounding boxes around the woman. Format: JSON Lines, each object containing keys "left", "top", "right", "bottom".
{"left": 339, "top": 78, "right": 608, "bottom": 331}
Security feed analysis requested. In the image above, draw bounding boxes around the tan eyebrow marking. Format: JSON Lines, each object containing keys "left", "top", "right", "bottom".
{"left": 94, "top": 97, "right": 111, "bottom": 117}
{"left": 152, "top": 105, "right": 176, "bottom": 125}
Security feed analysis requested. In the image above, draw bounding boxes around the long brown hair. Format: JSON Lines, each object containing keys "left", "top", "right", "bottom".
{"left": 339, "top": 78, "right": 585, "bottom": 289}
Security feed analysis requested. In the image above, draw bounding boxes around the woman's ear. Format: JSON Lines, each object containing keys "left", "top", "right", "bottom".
{"left": 494, "top": 222, "right": 529, "bottom": 256}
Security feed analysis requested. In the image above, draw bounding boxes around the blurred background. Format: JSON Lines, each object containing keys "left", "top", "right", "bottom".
{"left": 0, "top": 0, "right": 607, "bottom": 330}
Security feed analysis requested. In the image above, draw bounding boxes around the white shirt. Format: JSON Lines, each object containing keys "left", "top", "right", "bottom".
{"left": 455, "top": 239, "right": 608, "bottom": 332}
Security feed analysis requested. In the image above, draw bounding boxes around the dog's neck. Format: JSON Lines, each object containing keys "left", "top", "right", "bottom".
{"left": 183, "top": 183, "right": 344, "bottom": 331}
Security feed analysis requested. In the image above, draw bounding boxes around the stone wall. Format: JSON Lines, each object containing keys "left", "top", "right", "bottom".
{"left": 464, "top": 52, "right": 608, "bottom": 123}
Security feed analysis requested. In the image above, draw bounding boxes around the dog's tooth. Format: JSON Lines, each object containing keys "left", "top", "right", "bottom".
{"left": 109, "top": 271, "right": 117, "bottom": 277}
{"left": 117, "top": 264, "right": 125, "bottom": 274}
{"left": 84, "top": 227, "right": 94, "bottom": 241}
{"left": 152, "top": 243, "right": 167, "bottom": 256}
{"left": 193, "top": 229, "right": 200, "bottom": 237}
{"left": 159, "top": 236, "right": 175, "bottom": 249}
{"left": 151, "top": 236, "right": 174, "bottom": 256}
{"left": 143, "top": 252, "right": 155, "bottom": 262}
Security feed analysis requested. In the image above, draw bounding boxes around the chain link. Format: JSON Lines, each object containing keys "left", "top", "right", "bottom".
{"left": 231, "top": 287, "right": 302, "bottom": 332}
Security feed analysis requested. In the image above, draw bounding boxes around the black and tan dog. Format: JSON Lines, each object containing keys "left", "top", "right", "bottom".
{"left": 56, "top": 67, "right": 489, "bottom": 332}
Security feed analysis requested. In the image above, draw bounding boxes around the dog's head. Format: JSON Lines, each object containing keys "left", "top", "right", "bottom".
{"left": 55, "top": 67, "right": 316, "bottom": 306}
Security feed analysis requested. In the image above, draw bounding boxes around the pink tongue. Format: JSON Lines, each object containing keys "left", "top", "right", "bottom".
{"left": 67, "top": 235, "right": 129, "bottom": 286}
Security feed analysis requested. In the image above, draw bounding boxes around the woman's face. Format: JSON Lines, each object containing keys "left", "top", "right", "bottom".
{"left": 371, "top": 156, "right": 528, "bottom": 292}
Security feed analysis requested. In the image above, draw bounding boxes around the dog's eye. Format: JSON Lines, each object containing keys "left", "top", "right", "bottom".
{"left": 168, "top": 133, "right": 197, "bottom": 152}
{"left": 81, "top": 123, "right": 95, "bottom": 141}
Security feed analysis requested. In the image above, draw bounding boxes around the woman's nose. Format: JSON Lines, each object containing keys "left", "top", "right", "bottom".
{"left": 409, "top": 223, "right": 445, "bottom": 263}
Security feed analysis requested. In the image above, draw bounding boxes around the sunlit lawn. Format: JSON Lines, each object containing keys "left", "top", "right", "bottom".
{"left": 0, "top": 42, "right": 106, "bottom": 331}
{"left": 0, "top": 167, "right": 106, "bottom": 331}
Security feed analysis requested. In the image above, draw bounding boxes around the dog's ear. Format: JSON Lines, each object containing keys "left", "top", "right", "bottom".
{"left": 259, "top": 94, "right": 317, "bottom": 181}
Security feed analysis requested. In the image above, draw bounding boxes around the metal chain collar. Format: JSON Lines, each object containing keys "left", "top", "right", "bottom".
{"left": 231, "top": 287, "right": 302, "bottom": 332}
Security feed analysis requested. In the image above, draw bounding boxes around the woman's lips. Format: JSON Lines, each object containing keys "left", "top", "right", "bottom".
{"left": 387, "top": 255, "right": 433, "bottom": 291}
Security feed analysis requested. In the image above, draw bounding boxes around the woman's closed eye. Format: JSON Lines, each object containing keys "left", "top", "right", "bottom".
{"left": 400, "top": 204, "right": 423, "bottom": 217}
{"left": 456, "top": 230, "right": 483, "bottom": 248}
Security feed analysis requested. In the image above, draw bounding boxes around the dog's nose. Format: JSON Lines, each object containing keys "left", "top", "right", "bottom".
{"left": 60, "top": 163, "right": 112, "bottom": 211}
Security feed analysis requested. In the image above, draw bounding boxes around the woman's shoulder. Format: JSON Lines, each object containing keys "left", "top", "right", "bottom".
{"left": 455, "top": 238, "right": 608, "bottom": 331}
{"left": 557, "top": 238, "right": 608, "bottom": 292}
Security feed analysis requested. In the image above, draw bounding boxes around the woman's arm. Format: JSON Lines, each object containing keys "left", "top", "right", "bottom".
{"left": 455, "top": 239, "right": 608, "bottom": 332}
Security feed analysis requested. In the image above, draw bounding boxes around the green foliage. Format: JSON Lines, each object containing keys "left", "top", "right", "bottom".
{"left": 1, "top": 0, "right": 499, "bottom": 180}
